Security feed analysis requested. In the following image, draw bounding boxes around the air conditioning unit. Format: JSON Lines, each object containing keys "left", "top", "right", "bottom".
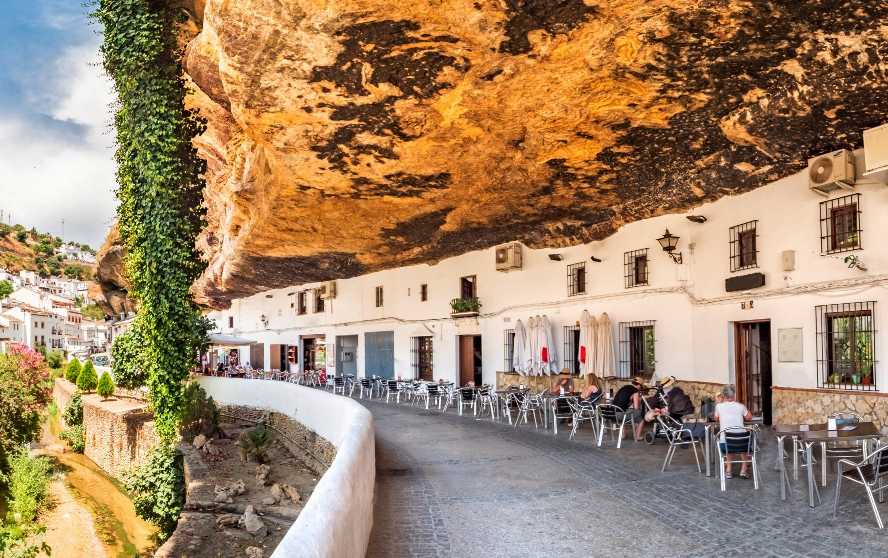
{"left": 495, "top": 243, "right": 522, "bottom": 272}
{"left": 863, "top": 123, "right": 888, "bottom": 175}
{"left": 319, "top": 281, "right": 337, "bottom": 299}
{"left": 808, "top": 149, "right": 855, "bottom": 196}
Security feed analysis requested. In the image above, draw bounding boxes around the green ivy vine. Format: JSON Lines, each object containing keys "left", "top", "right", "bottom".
{"left": 94, "top": 0, "right": 207, "bottom": 442}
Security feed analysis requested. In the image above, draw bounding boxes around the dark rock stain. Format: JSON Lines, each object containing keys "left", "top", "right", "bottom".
{"left": 499, "top": 0, "right": 598, "bottom": 54}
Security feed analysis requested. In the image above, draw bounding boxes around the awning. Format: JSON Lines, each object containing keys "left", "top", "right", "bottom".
{"left": 208, "top": 333, "right": 257, "bottom": 347}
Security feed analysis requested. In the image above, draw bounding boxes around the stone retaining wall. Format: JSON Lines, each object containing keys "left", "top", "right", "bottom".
{"left": 773, "top": 386, "right": 888, "bottom": 431}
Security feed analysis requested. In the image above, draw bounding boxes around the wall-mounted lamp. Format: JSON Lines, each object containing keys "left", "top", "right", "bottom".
{"left": 657, "top": 228, "right": 683, "bottom": 264}
{"left": 548, "top": 253, "right": 563, "bottom": 261}
{"left": 686, "top": 215, "right": 707, "bottom": 223}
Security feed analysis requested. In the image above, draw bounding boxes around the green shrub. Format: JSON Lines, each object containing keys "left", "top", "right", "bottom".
{"left": 76, "top": 360, "right": 98, "bottom": 392}
{"left": 60, "top": 425, "right": 85, "bottom": 453}
{"left": 180, "top": 381, "right": 217, "bottom": 441}
{"left": 5, "top": 448, "right": 51, "bottom": 524}
{"left": 46, "top": 350, "right": 64, "bottom": 370}
{"left": 111, "top": 326, "right": 147, "bottom": 389}
{"left": 0, "top": 347, "right": 51, "bottom": 471}
{"left": 97, "top": 372, "right": 115, "bottom": 399}
{"left": 238, "top": 423, "right": 273, "bottom": 464}
{"left": 124, "top": 444, "right": 184, "bottom": 536}
{"left": 15, "top": 230, "right": 27, "bottom": 243}
{"left": 63, "top": 391, "right": 83, "bottom": 427}
{"left": 65, "top": 358, "right": 82, "bottom": 383}
{"left": 0, "top": 280, "right": 12, "bottom": 300}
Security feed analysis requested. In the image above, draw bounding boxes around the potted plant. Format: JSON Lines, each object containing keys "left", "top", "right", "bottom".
{"left": 450, "top": 297, "right": 482, "bottom": 317}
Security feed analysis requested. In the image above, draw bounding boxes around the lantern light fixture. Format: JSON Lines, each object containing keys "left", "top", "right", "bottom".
{"left": 657, "top": 228, "right": 683, "bottom": 264}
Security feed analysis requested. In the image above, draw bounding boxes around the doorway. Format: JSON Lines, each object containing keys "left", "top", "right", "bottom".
{"left": 365, "top": 331, "right": 395, "bottom": 379}
{"left": 302, "top": 336, "right": 326, "bottom": 372}
{"left": 459, "top": 335, "right": 482, "bottom": 386}
{"left": 734, "top": 321, "right": 772, "bottom": 424}
{"left": 336, "top": 335, "right": 359, "bottom": 376}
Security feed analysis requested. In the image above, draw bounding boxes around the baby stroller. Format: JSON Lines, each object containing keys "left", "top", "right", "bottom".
{"left": 640, "top": 379, "right": 696, "bottom": 445}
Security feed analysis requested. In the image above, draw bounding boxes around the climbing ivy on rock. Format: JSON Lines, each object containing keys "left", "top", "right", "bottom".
{"left": 94, "top": 0, "right": 207, "bottom": 442}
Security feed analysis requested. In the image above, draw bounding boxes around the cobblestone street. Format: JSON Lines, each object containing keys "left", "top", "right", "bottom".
{"left": 364, "top": 400, "right": 888, "bottom": 558}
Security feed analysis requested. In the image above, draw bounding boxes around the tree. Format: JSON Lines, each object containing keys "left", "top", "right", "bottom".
{"left": 46, "top": 350, "right": 64, "bottom": 369}
{"left": 15, "top": 230, "right": 27, "bottom": 243}
{"left": 81, "top": 303, "right": 107, "bottom": 321}
{"left": 76, "top": 360, "right": 98, "bottom": 392}
{"left": 65, "top": 358, "right": 82, "bottom": 383}
{"left": 0, "top": 280, "right": 12, "bottom": 299}
{"left": 97, "top": 372, "right": 115, "bottom": 399}
{"left": 0, "top": 345, "right": 51, "bottom": 468}
{"left": 111, "top": 326, "right": 147, "bottom": 389}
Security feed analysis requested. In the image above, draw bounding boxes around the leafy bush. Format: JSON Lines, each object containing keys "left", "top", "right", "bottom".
{"left": 65, "top": 358, "right": 82, "bottom": 383}
{"left": 45, "top": 350, "right": 64, "bottom": 370}
{"left": 76, "top": 360, "right": 98, "bottom": 392}
{"left": 4, "top": 448, "right": 52, "bottom": 524}
{"left": 80, "top": 303, "right": 106, "bottom": 321}
{"left": 180, "top": 381, "right": 218, "bottom": 441}
{"left": 0, "top": 280, "right": 12, "bottom": 300}
{"left": 111, "top": 326, "right": 147, "bottom": 389}
{"left": 0, "top": 346, "right": 51, "bottom": 468}
{"left": 450, "top": 297, "right": 482, "bottom": 314}
{"left": 63, "top": 391, "right": 83, "bottom": 427}
{"left": 238, "top": 423, "right": 273, "bottom": 464}
{"left": 60, "top": 425, "right": 85, "bottom": 453}
{"left": 124, "top": 444, "right": 184, "bottom": 536}
{"left": 15, "top": 230, "right": 27, "bottom": 243}
{"left": 97, "top": 372, "right": 115, "bottom": 399}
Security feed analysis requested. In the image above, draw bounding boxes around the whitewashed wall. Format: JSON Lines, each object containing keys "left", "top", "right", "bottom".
{"left": 210, "top": 151, "right": 888, "bottom": 392}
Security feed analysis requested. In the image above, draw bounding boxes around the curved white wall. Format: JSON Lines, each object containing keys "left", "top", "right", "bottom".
{"left": 198, "top": 377, "right": 375, "bottom": 558}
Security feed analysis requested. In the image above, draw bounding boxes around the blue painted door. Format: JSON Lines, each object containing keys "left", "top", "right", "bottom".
{"left": 365, "top": 331, "right": 394, "bottom": 379}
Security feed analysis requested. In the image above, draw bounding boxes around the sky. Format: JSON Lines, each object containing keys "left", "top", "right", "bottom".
{"left": 0, "top": 0, "right": 116, "bottom": 249}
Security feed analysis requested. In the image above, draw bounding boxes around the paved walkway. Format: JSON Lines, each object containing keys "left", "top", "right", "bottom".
{"left": 363, "top": 400, "right": 888, "bottom": 558}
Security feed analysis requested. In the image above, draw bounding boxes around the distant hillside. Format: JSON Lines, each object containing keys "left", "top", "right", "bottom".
{"left": 0, "top": 223, "right": 96, "bottom": 280}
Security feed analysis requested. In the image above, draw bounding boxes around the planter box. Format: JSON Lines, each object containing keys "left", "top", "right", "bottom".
{"left": 450, "top": 311, "right": 479, "bottom": 318}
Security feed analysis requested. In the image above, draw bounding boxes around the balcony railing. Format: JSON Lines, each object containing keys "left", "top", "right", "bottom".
{"left": 450, "top": 297, "right": 482, "bottom": 317}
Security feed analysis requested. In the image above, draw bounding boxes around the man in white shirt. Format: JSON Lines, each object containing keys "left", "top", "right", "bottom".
{"left": 714, "top": 385, "right": 753, "bottom": 479}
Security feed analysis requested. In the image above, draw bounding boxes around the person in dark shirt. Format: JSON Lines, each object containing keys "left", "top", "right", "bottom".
{"left": 612, "top": 379, "right": 645, "bottom": 441}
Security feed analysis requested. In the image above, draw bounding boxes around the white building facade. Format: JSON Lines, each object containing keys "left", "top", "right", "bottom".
{"left": 208, "top": 153, "right": 888, "bottom": 424}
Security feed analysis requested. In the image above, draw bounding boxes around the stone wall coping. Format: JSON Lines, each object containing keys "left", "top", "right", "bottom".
{"left": 772, "top": 385, "right": 888, "bottom": 397}
{"left": 197, "top": 377, "right": 375, "bottom": 558}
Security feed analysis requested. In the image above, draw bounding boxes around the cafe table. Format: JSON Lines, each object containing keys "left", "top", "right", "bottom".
{"left": 774, "top": 422, "right": 880, "bottom": 508}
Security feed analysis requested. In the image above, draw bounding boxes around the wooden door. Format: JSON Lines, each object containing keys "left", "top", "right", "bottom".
{"left": 459, "top": 335, "right": 475, "bottom": 385}
{"left": 734, "top": 321, "right": 772, "bottom": 423}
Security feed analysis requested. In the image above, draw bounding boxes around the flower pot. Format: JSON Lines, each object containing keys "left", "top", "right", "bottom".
{"left": 851, "top": 373, "right": 861, "bottom": 385}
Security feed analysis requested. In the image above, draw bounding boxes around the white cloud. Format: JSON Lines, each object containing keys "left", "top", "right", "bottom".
{"left": 0, "top": 38, "right": 117, "bottom": 248}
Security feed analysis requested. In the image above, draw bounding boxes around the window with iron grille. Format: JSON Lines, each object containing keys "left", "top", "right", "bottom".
{"left": 375, "top": 286, "right": 384, "bottom": 307}
{"left": 563, "top": 325, "right": 580, "bottom": 375}
{"left": 820, "top": 194, "right": 862, "bottom": 254}
{"left": 816, "top": 301, "right": 876, "bottom": 391}
{"left": 729, "top": 220, "right": 758, "bottom": 271}
{"left": 420, "top": 283, "right": 428, "bottom": 302}
{"left": 297, "top": 292, "right": 307, "bottom": 315}
{"left": 504, "top": 329, "right": 516, "bottom": 372}
{"left": 567, "top": 262, "right": 586, "bottom": 296}
{"left": 624, "top": 249, "right": 649, "bottom": 288}
{"left": 411, "top": 336, "right": 434, "bottom": 381}
{"left": 618, "top": 321, "right": 655, "bottom": 378}
{"left": 314, "top": 288, "right": 325, "bottom": 313}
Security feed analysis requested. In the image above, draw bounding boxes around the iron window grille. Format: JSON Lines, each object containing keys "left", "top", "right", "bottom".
{"left": 420, "top": 284, "right": 428, "bottom": 302}
{"left": 563, "top": 325, "right": 580, "bottom": 375}
{"left": 314, "top": 288, "right": 325, "bottom": 313}
{"left": 297, "top": 292, "right": 307, "bottom": 315}
{"left": 503, "top": 329, "right": 516, "bottom": 373}
{"left": 411, "top": 336, "right": 434, "bottom": 381}
{"left": 729, "top": 220, "right": 758, "bottom": 271}
{"left": 375, "top": 286, "right": 384, "bottom": 307}
{"left": 815, "top": 301, "right": 877, "bottom": 391}
{"left": 820, "top": 193, "right": 862, "bottom": 255}
{"left": 624, "top": 249, "right": 649, "bottom": 288}
{"left": 618, "top": 321, "right": 656, "bottom": 379}
{"left": 567, "top": 262, "right": 586, "bottom": 296}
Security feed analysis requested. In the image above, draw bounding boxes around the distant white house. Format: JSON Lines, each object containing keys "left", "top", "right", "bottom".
{"left": 0, "top": 268, "right": 21, "bottom": 289}
{"left": 58, "top": 243, "right": 96, "bottom": 264}
{"left": 0, "top": 312, "right": 24, "bottom": 353}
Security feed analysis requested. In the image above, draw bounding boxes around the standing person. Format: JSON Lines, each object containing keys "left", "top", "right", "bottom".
{"left": 612, "top": 378, "right": 645, "bottom": 441}
{"left": 714, "top": 385, "right": 753, "bottom": 479}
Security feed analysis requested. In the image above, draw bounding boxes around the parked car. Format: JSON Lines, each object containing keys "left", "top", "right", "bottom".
{"left": 91, "top": 353, "right": 112, "bottom": 367}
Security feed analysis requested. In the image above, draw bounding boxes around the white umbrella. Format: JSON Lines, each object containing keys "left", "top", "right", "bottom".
{"left": 539, "top": 315, "right": 558, "bottom": 375}
{"left": 527, "top": 316, "right": 539, "bottom": 376}
{"left": 595, "top": 313, "right": 617, "bottom": 377}
{"left": 512, "top": 319, "right": 528, "bottom": 375}
{"left": 579, "top": 310, "right": 595, "bottom": 377}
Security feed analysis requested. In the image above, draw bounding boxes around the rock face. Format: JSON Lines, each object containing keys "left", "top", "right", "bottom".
{"left": 113, "top": 1, "right": 888, "bottom": 307}
{"left": 92, "top": 225, "right": 136, "bottom": 316}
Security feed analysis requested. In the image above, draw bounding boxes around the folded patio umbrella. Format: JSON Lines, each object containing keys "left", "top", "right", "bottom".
{"left": 540, "top": 314, "right": 558, "bottom": 375}
{"left": 579, "top": 310, "right": 595, "bottom": 377}
{"left": 512, "top": 319, "right": 528, "bottom": 375}
{"left": 595, "top": 312, "right": 617, "bottom": 377}
{"left": 527, "top": 316, "right": 540, "bottom": 376}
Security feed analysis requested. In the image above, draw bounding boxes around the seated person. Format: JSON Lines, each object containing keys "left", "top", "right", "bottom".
{"left": 612, "top": 378, "right": 646, "bottom": 441}
{"left": 714, "top": 385, "right": 753, "bottom": 479}
{"left": 579, "top": 375, "right": 603, "bottom": 404}
{"left": 549, "top": 376, "right": 574, "bottom": 396}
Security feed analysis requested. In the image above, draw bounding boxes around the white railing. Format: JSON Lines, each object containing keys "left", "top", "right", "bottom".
{"left": 197, "top": 377, "right": 375, "bottom": 558}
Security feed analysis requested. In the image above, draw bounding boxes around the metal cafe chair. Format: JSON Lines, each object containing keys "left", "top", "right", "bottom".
{"left": 385, "top": 380, "right": 405, "bottom": 404}
{"left": 415, "top": 383, "right": 443, "bottom": 410}
{"left": 656, "top": 414, "right": 702, "bottom": 474}
{"left": 596, "top": 403, "right": 630, "bottom": 448}
{"left": 456, "top": 387, "right": 476, "bottom": 416}
{"left": 332, "top": 376, "right": 346, "bottom": 396}
{"left": 474, "top": 386, "right": 498, "bottom": 420}
{"left": 821, "top": 411, "right": 865, "bottom": 481}
{"left": 513, "top": 391, "right": 544, "bottom": 430}
{"left": 834, "top": 443, "right": 888, "bottom": 528}
{"left": 566, "top": 397, "right": 598, "bottom": 441}
{"left": 356, "top": 377, "right": 373, "bottom": 399}
{"left": 716, "top": 426, "right": 760, "bottom": 492}
{"left": 550, "top": 396, "right": 576, "bottom": 436}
